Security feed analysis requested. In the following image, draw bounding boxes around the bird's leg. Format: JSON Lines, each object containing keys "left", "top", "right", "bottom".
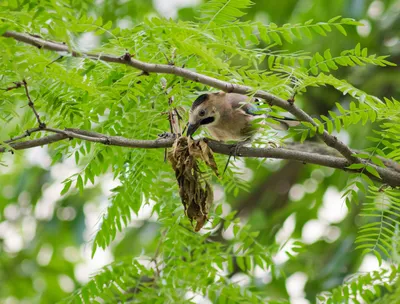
{"left": 223, "top": 139, "right": 251, "bottom": 175}
{"left": 231, "top": 140, "right": 249, "bottom": 159}
{"left": 158, "top": 132, "right": 178, "bottom": 163}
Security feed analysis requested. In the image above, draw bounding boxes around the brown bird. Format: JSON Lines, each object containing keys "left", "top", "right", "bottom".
{"left": 187, "top": 92, "right": 299, "bottom": 141}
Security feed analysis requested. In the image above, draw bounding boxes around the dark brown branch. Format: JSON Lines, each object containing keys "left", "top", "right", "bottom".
{"left": 1, "top": 81, "right": 23, "bottom": 91}
{"left": 4, "top": 127, "right": 42, "bottom": 144}
{"left": 1, "top": 128, "right": 400, "bottom": 187}
{"left": 21, "top": 79, "right": 46, "bottom": 128}
{"left": 2, "top": 31, "right": 359, "bottom": 164}
{"left": 0, "top": 133, "right": 68, "bottom": 152}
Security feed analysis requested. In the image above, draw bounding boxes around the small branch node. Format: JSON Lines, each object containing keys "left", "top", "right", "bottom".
{"left": 287, "top": 91, "right": 297, "bottom": 104}
{"left": 103, "top": 137, "right": 111, "bottom": 145}
{"left": 121, "top": 52, "right": 132, "bottom": 62}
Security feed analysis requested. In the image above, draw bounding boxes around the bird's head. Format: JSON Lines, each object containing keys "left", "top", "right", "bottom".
{"left": 187, "top": 93, "right": 222, "bottom": 137}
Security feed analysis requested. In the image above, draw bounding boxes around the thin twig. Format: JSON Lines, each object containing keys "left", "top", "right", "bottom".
{"left": 151, "top": 228, "right": 168, "bottom": 278}
{"left": 3, "top": 127, "right": 42, "bottom": 144}
{"left": 1, "top": 81, "right": 23, "bottom": 91}
{"left": 22, "top": 79, "right": 46, "bottom": 129}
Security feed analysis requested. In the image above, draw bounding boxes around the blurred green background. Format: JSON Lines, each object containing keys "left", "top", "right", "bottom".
{"left": 0, "top": 0, "right": 399, "bottom": 303}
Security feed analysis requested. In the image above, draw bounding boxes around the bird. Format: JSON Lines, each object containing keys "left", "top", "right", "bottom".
{"left": 187, "top": 92, "right": 300, "bottom": 142}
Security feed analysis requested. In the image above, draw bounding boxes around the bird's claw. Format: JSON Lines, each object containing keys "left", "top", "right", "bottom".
{"left": 230, "top": 142, "right": 246, "bottom": 160}
{"left": 158, "top": 132, "right": 177, "bottom": 139}
{"left": 223, "top": 142, "right": 246, "bottom": 175}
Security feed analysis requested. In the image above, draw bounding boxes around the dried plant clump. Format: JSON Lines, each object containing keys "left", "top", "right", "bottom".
{"left": 168, "top": 136, "right": 219, "bottom": 231}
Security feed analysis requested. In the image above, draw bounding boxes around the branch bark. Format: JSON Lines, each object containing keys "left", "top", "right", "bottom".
{"left": 1, "top": 128, "right": 400, "bottom": 187}
{"left": 2, "top": 31, "right": 359, "bottom": 164}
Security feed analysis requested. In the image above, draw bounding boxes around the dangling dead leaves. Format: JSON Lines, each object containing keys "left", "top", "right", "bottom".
{"left": 168, "top": 136, "right": 219, "bottom": 232}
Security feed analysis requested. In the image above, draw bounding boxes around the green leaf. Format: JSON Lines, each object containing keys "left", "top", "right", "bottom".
{"left": 347, "top": 163, "right": 365, "bottom": 170}
{"left": 61, "top": 180, "right": 72, "bottom": 195}
{"left": 76, "top": 175, "right": 84, "bottom": 193}
{"left": 334, "top": 24, "right": 347, "bottom": 36}
{"left": 371, "top": 156, "right": 385, "bottom": 168}
{"left": 312, "top": 25, "right": 326, "bottom": 36}
{"left": 270, "top": 32, "right": 282, "bottom": 45}
{"left": 236, "top": 256, "right": 246, "bottom": 271}
{"left": 365, "top": 165, "right": 380, "bottom": 178}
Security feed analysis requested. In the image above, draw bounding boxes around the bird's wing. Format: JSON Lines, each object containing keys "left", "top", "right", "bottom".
{"left": 227, "top": 94, "right": 260, "bottom": 116}
{"left": 226, "top": 93, "right": 300, "bottom": 130}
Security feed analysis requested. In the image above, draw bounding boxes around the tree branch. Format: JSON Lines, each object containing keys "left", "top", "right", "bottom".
{"left": 2, "top": 31, "right": 359, "bottom": 164}
{"left": 1, "top": 128, "right": 400, "bottom": 186}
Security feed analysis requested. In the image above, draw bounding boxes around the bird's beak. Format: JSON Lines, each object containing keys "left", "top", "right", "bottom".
{"left": 186, "top": 123, "right": 200, "bottom": 137}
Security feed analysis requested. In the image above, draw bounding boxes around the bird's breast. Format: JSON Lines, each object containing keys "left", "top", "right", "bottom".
{"left": 206, "top": 115, "right": 257, "bottom": 141}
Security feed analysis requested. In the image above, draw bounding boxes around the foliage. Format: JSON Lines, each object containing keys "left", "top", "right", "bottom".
{"left": 0, "top": 0, "right": 399, "bottom": 303}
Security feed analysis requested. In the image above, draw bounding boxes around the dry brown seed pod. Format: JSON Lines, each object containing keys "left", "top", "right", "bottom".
{"left": 168, "top": 136, "right": 219, "bottom": 231}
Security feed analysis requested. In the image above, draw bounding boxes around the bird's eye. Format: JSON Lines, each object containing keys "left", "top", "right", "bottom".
{"left": 199, "top": 109, "right": 206, "bottom": 117}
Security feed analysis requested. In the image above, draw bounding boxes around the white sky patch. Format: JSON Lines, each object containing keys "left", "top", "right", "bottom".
{"left": 26, "top": 147, "right": 52, "bottom": 168}
{"left": 384, "top": 36, "right": 399, "bottom": 48}
{"left": 311, "top": 169, "right": 325, "bottom": 182}
{"left": 286, "top": 272, "right": 309, "bottom": 304}
{"left": 289, "top": 184, "right": 305, "bottom": 201}
{"left": 136, "top": 199, "right": 158, "bottom": 222}
{"left": 222, "top": 222, "right": 234, "bottom": 240}
{"left": 319, "top": 186, "right": 348, "bottom": 224}
{"left": 358, "top": 254, "right": 391, "bottom": 273}
{"left": 213, "top": 185, "right": 225, "bottom": 201}
{"left": 324, "top": 226, "right": 341, "bottom": 243}
{"left": 58, "top": 274, "right": 75, "bottom": 293}
{"left": 57, "top": 206, "right": 77, "bottom": 221}
{"left": 117, "top": 18, "right": 134, "bottom": 29}
{"left": 22, "top": 216, "right": 37, "bottom": 242}
{"left": 276, "top": 213, "right": 296, "bottom": 244}
{"left": 368, "top": 1, "right": 385, "bottom": 20}
{"left": 77, "top": 32, "right": 100, "bottom": 52}
{"left": 3, "top": 227, "right": 24, "bottom": 253}
{"left": 34, "top": 182, "right": 64, "bottom": 220}
{"left": 302, "top": 219, "right": 328, "bottom": 244}
{"left": 4, "top": 204, "right": 20, "bottom": 221}
{"left": 273, "top": 239, "right": 295, "bottom": 265}
{"left": 357, "top": 19, "right": 372, "bottom": 37}
{"left": 100, "top": 173, "right": 121, "bottom": 196}
{"left": 332, "top": 130, "right": 350, "bottom": 146}
{"left": 51, "top": 157, "right": 78, "bottom": 182}
{"left": 153, "top": 0, "right": 202, "bottom": 19}
{"left": 231, "top": 273, "right": 251, "bottom": 287}
{"left": 185, "top": 291, "right": 212, "bottom": 304}
{"left": 0, "top": 153, "right": 15, "bottom": 174}
{"left": 75, "top": 245, "right": 113, "bottom": 284}
{"left": 63, "top": 246, "right": 81, "bottom": 263}
{"left": 303, "top": 178, "right": 318, "bottom": 194}
{"left": 253, "top": 265, "right": 272, "bottom": 284}
{"left": 37, "top": 243, "right": 53, "bottom": 266}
